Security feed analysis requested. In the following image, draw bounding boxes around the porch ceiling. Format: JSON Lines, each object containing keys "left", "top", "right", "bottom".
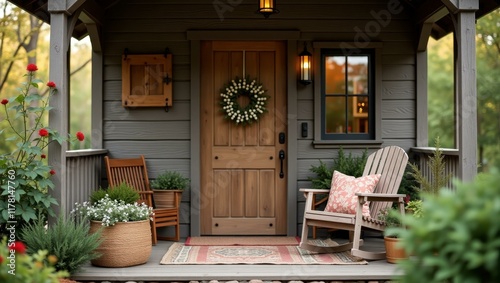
{"left": 7, "top": 0, "right": 500, "bottom": 41}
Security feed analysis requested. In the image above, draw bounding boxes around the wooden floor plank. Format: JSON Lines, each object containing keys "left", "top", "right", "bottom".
{"left": 72, "top": 237, "right": 402, "bottom": 282}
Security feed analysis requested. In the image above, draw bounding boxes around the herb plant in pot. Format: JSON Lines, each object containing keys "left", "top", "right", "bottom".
{"left": 72, "top": 183, "right": 153, "bottom": 267}
{"left": 379, "top": 207, "right": 408, "bottom": 263}
{"left": 151, "top": 171, "right": 189, "bottom": 209}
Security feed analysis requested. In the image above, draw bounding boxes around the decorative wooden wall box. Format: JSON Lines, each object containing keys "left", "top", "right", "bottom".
{"left": 122, "top": 54, "right": 172, "bottom": 107}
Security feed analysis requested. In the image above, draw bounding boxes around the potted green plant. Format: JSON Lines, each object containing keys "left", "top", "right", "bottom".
{"left": 378, "top": 207, "right": 408, "bottom": 263}
{"left": 72, "top": 183, "right": 153, "bottom": 267}
{"left": 150, "top": 171, "right": 189, "bottom": 208}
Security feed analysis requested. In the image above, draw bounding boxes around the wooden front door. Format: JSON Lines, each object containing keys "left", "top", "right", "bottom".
{"left": 200, "top": 41, "right": 287, "bottom": 235}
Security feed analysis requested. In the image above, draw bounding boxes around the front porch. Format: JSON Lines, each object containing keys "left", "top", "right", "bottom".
{"left": 72, "top": 237, "right": 400, "bottom": 282}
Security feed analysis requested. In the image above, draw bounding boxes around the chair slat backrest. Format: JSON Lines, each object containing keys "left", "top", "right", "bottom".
{"left": 104, "top": 155, "right": 153, "bottom": 206}
{"left": 363, "top": 146, "right": 408, "bottom": 219}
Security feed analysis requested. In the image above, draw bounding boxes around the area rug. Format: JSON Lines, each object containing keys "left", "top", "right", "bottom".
{"left": 160, "top": 240, "right": 367, "bottom": 265}
{"left": 185, "top": 236, "right": 300, "bottom": 246}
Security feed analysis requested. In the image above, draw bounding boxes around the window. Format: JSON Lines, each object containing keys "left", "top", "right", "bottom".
{"left": 321, "top": 49, "right": 375, "bottom": 140}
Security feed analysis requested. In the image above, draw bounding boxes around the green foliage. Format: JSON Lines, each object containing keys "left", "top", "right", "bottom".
{"left": 405, "top": 200, "right": 423, "bottom": 218}
{"left": 90, "top": 182, "right": 140, "bottom": 204}
{"left": 427, "top": 11, "right": 500, "bottom": 171}
{"left": 308, "top": 147, "right": 368, "bottom": 190}
{"left": 427, "top": 36, "right": 455, "bottom": 149}
{"left": 476, "top": 9, "right": 500, "bottom": 171}
{"left": 393, "top": 169, "right": 500, "bottom": 283}
{"left": 19, "top": 215, "right": 102, "bottom": 274}
{"left": 151, "top": 171, "right": 190, "bottom": 190}
{"left": 378, "top": 207, "right": 403, "bottom": 237}
{"left": 408, "top": 137, "right": 451, "bottom": 195}
{"left": 397, "top": 165, "right": 420, "bottom": 201}
{"left": 0, "top": 236, "right": 69, "bottom": 283}
{"left": 0, "top": 66, "right": 84, "bottom": 234}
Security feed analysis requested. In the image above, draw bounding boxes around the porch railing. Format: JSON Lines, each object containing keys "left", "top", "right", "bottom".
{"left": 410, "top": 147, "right": 459, "bottom": 190}
{"left": 65, "top": 149, "right": 108, "bottom": 215}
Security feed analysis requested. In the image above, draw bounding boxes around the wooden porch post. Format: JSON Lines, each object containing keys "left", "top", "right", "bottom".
{"left": 47, "top": 0, "right": 84, "bottom": 216}
{"left": 444, "top": 0, "right": 479, "bottom": 182}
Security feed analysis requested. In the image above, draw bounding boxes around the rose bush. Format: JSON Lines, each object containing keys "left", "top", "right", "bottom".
{"left": 0, "top": 236, "right": 68, "bottom": 283}
{"left": 0, "top": 64, "right": 85, "bottom": 233}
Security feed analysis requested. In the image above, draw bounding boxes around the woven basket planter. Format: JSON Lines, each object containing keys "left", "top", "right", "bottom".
{"left": 152, "top": 190, "right": 182, "bottom": 208}
{"left": 89, "top": 220, "right": 152, "bottom": 267}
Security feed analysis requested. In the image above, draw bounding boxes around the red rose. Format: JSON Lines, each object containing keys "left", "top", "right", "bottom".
{"left": 0, "top": 255, "right": 3, "bottom": 263}
{"left": 26, "top": 64, "right": 38, "bottom": 72}
{"left": 46, "top": 81, "right": 56, "bottom": 88}
{"left": 50, "top": 169, "right": 56, "bottom": 175}
{"left": 76, "top": 131, "right": 85, "bottom": 141}
{"left": 41, "top": 154, "right": 46, "bottom": 159}
{"left": 1, "top": 99, "right": 8, "bottom": 105}
{"left": 39, "top": 128, "right": 49, "bottom": 137}
{"left": 12, "top": 241, "right": 26, "bottom": 254}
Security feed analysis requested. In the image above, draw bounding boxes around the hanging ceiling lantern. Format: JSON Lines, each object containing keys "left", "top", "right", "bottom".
{"left": 258, "top": 0, "right": 279, "bottom": 19}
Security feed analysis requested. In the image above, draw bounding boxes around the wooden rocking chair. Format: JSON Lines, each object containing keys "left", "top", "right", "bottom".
{"left": 104, "top": 155, "right": 180, "bottom": 245}
{"left": 299, "top": 146, "right": 408, "bottom": 260}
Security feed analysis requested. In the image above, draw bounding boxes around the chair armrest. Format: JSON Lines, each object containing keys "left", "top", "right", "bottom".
{"left": 299, "top": 188, "right": 329, "bottom": 193}
{"left": 300, "top": 189, "right": 330, "bottom": 211}
{"left": 355, "top": 192, "right": 405, "bottom": 202}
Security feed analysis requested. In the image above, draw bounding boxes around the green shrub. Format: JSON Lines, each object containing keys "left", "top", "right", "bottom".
{"left": 151, "top": 171, "right": 189, "bottom": 190}
{"left": 309, "top": 147, "right": 368, "bottom": 190}
{"left": 393, "top": 168, "right": 500, "bottom": 283}
{"left": 90, "top": 182, "right": 140, "bottom": 204}
{"left": 408, "top": 137, "right": 452, "bottom": 195}
{"left": 20, "top": 215, "right": 102, "bottom": 274}
{"left": 397, "top": 165, "right": 420, "bottom": 201}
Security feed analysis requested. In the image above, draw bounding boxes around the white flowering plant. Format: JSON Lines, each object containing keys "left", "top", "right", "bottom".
{"left": 72, "top": 195, "right": 153, "bottom": 226}
{"left": 220, "top": 77, "right": 268, "bottom": 126}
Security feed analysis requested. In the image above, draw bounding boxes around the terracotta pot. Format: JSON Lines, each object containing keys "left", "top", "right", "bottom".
{"left": 152, "top": 189, "right": 182, "bottom": 208}
{"left": 89, "top": 220, "right": 152, "bottom": 267}
{"left": 384, "top": 236, "right": 408, "bottom": 264}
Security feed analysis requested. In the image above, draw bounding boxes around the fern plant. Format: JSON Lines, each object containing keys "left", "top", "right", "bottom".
{"left": 308, "top": 147, "right": 368, "bottom": 190}
{"left": 408, "top": 137, "right": 452, "bottom": 195}
{"left": 20, "top": 215, "right": 102, "bottom": 274}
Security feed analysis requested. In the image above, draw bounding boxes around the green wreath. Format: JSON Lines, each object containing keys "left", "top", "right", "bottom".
{"left": 219, "top": 77, "right": 268, "bottom": 126}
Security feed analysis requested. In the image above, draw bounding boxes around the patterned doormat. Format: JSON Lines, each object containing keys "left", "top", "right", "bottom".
{"left": 185, "top": 236, "right": 300, "bottom": 246}
{"left": 160, "top": 242, "right": 367, "bottom": 265}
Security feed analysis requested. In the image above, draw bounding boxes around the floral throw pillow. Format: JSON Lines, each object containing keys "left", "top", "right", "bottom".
{"left": 324, "top": 170, "right": 381, "bottom": 217}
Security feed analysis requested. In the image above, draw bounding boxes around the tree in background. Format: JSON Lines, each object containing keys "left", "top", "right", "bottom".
{"left": 427, "top": 35, "right": 454, "bottom": 149}
{"left": 0, "top": 0, "right": 92, "bottom": 153}
{"left": 476, "top": 9, "right": 500, "bottom": 171}
{"left": 427, "top": 8, "right": 500, "bottom": 171}
{"left": 0, "top": 1, "right": 46, "bottom": 154}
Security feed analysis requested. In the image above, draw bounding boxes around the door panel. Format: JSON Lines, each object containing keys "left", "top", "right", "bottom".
{"left": 200, "top": 41, "right": 287, "bottom": 235}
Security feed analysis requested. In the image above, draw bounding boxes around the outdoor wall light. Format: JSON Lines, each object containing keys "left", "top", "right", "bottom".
{"left": 299, "top": 43, "right": 312, "bottom": 85}
{"left": 258, "top": 0, "right": 279, "bottom": 18}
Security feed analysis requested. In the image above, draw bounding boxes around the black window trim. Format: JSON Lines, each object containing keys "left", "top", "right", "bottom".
{"left": 320, "top": 48, "right": 375, "bottom": 140}
{"left": 311, "top": 42, "right": 383, "bottom": 149}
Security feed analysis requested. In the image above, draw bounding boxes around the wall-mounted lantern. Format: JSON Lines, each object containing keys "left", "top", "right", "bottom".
{"left": 299, "top": 43, "right": 312, "bottom": 85}
{"left": 258, "top": 0, "right": 279, "bottom": 18}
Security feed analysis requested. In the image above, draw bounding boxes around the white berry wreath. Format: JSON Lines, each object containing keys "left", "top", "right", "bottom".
{"left": 220, "top": 77, "right": 268, "bottom": 126}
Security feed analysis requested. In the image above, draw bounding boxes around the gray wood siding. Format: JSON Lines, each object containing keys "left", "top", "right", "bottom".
{"left": 101, "top": 0, "right": 417, "bottom": 237}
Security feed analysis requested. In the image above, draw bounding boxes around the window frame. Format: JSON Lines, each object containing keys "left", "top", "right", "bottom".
{"left": 312, "top": 42, "right": 383, "bottom": 148}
